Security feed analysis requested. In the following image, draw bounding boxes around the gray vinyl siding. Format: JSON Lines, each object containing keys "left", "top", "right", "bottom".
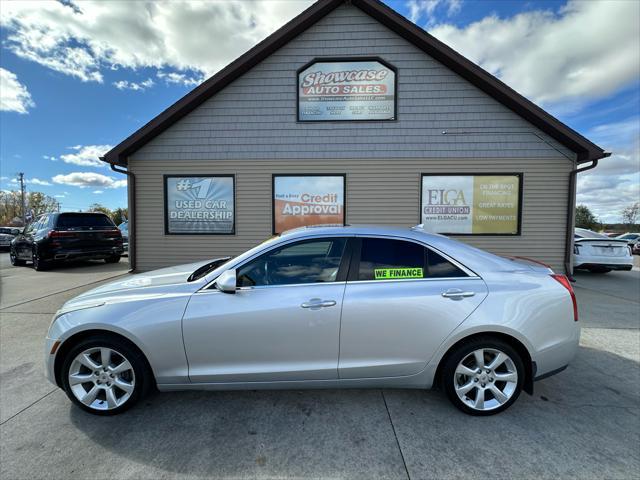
{"left": 128, "top": 4, "right": 575, "bottom": 272}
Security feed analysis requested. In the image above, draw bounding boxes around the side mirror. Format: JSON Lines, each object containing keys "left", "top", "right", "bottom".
{"left": 215, "top": 269, "right": 237, "bottom": 294}
{"left": 11, "top": 229, "right": 20, "bottom": 236}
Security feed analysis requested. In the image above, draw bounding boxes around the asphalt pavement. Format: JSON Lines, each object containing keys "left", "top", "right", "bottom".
{"left": 0, "top": 253, "right": 638, "bottom": 479}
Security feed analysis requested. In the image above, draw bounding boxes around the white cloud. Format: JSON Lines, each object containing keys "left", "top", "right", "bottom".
{"left": 157, "top": 71, "right": 203, "bottom": 87}
{"left": 92, "top": 190, "right": 104, "bottom": 194}
{"left": 0, "top": 67, "right": 35, "bottom": 113}
{"left": 576, "top": 117, "right": 640, "bottom": 223}
{"left": 428, "top": 0, "right": 640, "bottom": 107}
{"left": 52, "top": 172, "right": 127, "bottom": 189}
{"left": 54, "top": 194, "right": 66, "bottom": 198}
{"left": 408, "top": 0, "right": 462, "bottom": 24}
{"left": 113, "top": 78, "right": 154, "bottom": 91}
{"left": 57, "top": 144, "right": 113, "bottom": 167}
{"left": 0, "top": 1, "right": 312, "bottom": 83}
{"left": 43, "top": 155, "right": 57, "bottom": 161}
{"left": 28, "top": 178, "right": 52, "bottom": 186}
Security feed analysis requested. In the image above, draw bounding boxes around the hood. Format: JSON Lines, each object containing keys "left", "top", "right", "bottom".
{"left": 66, "top": 259, "right": 217, "bottom": 307}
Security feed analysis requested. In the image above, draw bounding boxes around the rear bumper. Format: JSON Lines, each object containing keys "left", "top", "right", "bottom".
{"left": 575, "top": 262, "right": 633, "bottom": 271}
{"left": 44, "top": 247, "right": 123, "bottom": 262}
{"left": 574, "top": 254, "right": 633, "bottom": 270}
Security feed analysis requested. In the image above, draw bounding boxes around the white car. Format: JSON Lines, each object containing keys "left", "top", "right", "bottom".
{"left": 45, "top": 225, "right": 579, "bottom": 416}
{"left": 574, "top": 228, "right": 633, "bottom": 273}
{"left": 616, "top": 232, "right": 640, "bottom": 247}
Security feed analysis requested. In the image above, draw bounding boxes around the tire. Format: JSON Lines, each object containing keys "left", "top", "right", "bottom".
{"left": 9, "top": 247, "right": 25, "bottom": 266}
{"left": 32, "top": 247, "right": 49, "bottom": 271}
{"left": 588, "top": 266, "right": 611, "bottom": 273}
{"left": 105, "top": 255, "right": 121, "bottom": 264}
{"left": 61, "top": 335, "right": 152, "bottom": 416}
{"left": 441, "top": 337, "right": 524, "bottom": 416}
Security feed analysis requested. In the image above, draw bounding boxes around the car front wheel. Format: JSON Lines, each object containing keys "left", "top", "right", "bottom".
{"left": 61, "top": 336, "right": 151, "bottom": 415}
{"left": 105, "top": 255, "right": 121, "bottom": 264}
{"left": 442, "top": 337, "right": 524, "bottom": 416}
{"left": 9, "top": 247, "right": 25, "bottom": 266}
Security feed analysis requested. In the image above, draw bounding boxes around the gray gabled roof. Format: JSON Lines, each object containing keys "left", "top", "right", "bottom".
{"left": 102, "top": 0, "right": 607, "bottom": 166}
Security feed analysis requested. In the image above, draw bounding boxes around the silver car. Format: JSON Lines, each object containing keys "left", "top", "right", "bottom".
{"left": 45, "top": 225, "right": 579, "bottom": 416}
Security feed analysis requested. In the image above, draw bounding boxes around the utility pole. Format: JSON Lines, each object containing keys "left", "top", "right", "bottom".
{"left": 18, "top": 172, "right": 26, "bottom": 226}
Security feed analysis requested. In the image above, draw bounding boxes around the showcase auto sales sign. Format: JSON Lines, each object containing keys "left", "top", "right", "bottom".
{"left": 298, "top": 60, "right": 396, "bottom": 121}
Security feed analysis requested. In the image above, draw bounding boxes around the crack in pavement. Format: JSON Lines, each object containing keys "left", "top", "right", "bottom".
{"left": 0, "top": 389, "right": 57, "bottom": 426}
{"left": 0, "top": 272, "right": 128, "bottom": 311}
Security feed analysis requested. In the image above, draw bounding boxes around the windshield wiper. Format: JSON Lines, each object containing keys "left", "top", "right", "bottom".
{"left": 187, "top": 257, "right": 232, "bottom": 282}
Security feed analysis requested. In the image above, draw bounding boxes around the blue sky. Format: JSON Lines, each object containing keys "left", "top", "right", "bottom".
{"left": 1, "top": 0, "right": 638, "bottom": 222}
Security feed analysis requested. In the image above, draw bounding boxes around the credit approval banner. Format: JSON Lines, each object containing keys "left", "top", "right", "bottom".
{"left": 298, "top": 60, "right": 395, "bottom": 121}
{"left": 165, "top": 176, "right": 234, "bottom": 234}
{"left": 421, "top": 175, "right": 521, "bottom": 235}
{"left": 273, "top": 175, "right": 344, "bottom": 234}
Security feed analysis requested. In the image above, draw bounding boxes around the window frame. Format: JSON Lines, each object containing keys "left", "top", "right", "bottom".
{"left": 163, "top": 174, "right": 236, "bottom": 236}
{"left": 234, "top": 236, "right": 355, "bottom": 290}
{"left": 420, "top": 173, "right": 524, "bottom": 237}
{"left": 346, "top": 235, "right": 477, "bottom": 283}
{"left": 271, "top": 173, "right": 347, "bottom": 235}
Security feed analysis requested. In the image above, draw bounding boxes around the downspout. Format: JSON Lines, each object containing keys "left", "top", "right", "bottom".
{"left": 104, "top": 160, "right": 136, "bottom": 272}
{"left": 564, "top": 152, "right": 610, "bottom": 281}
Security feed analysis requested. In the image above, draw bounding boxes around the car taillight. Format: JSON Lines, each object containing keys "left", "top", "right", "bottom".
{"left": 103, "top": 230, "right": 122, "bottom": 238}
{"left": 48, "top": 230, "right": 78, "bottom": 239}
{"left": 551, "top": 274, "right": 578, "bottom": 322}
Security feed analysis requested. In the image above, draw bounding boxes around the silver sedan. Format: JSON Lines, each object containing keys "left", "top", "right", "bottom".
{"left": 45, "top": 225, "right": 579, "bottom": 416}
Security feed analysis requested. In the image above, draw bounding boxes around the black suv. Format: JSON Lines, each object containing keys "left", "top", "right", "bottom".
{"left": 10, "top": 212, "right": 124, "bottom": 271}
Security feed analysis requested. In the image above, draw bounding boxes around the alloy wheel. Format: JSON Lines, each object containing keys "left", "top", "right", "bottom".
{"left": 453, "top": 348, "right": 518, "bottom": 412}
{"left": 68, "top": 347, "right": 136, "bottom": 411}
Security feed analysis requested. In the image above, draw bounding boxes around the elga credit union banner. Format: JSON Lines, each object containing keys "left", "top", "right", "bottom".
{"left": 273, "top": 176, "right": 344, "bottom": 233}
{"left": 165, "top": 176, "right": 234, "bottom": 234}
{"left": 421, "top": 175, "right": 521, "bottom": 234}
{"left": 298, "top": 60, "right": 396, "bottom": 121}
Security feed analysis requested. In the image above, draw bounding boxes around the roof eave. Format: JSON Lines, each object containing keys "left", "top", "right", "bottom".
{"left": 102, "top": 0, "right": 607, "bottom": 166}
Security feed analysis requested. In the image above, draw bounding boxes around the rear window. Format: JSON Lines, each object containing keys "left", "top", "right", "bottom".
{"left": 0, "top": 228, "right": 13, "bottom": 234}
{"left": 56, "top": 214, "right": 115, "bottom": 229}
{"left": 357, "top": 238, "right": 467, "bottom": 280}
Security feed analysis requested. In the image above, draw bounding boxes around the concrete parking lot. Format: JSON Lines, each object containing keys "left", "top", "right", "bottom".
{"left": 1, "top": 253, "right": 638, "bottom": 479}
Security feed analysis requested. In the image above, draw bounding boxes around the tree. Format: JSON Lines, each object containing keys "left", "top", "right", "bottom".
{"left": 111, "top": 207, "right": 128, "bottom": 225}
{"left": 27, "top": 192, "right": 58, "bottom": 217}
{"left": 621, "top": 202, "right": 639, "bottom": 227}
{"left": 0, "top": 190, "right": 58, "bottom": 225}
{"left": 575, "top": 204, "right": 600, "bottom": 230}
{"left": 88, "top": 203, "right": 112, "bottom": 217}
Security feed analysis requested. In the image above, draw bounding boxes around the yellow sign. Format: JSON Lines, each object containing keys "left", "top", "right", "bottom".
{"left": 374, "top": 267, "right": 423, "bottom": 280}
{"left": 421, "top": 175, "right": 520, "bottom": 234}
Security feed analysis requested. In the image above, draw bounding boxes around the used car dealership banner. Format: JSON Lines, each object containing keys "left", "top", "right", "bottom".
{"left": 298, "top": 60, "right": 396, "bottom": 121}
{"left": 165, "top": 176, "right": 234, "bottom": 234}
{"left": 273, "top": 176, "right": 344, "bottom": 233}
{"left": 421, "top": 175, "right": 520, "bottom": 234}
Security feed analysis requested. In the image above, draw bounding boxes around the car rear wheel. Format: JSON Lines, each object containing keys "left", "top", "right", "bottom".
{"left": 105, "top": 255, "right": 121, "bottom": 264}
{"left": 9, "top": 247, "right": 25, "bottom": 266}
{"left": 442, "top": 337, "right": 524, "bottom": 416}
{"left": 32, "top": 247, "right": 49, "bottom": 271}
{"left": 61, "top": 336, "right": 151, "bottom": 415}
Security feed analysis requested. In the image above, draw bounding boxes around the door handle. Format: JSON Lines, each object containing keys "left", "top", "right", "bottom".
{"left": 442, "top": 289, "right": 475, "bottom": 300}
{"left": 301, "top": 299, "right": 337, "bottom": 309}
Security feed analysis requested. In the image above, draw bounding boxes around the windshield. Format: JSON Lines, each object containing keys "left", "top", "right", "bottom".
{"left": 190, "top": 235, "right": 282, "bottom": 283}
{"left": 0, "top": 228, "right": 13, "bottom": 234}
{"left": 188, "top": 257, "right": 233, "bottom": 282}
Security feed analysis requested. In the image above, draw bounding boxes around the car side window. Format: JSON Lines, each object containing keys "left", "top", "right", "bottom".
{"left": 356, "top": 238, "right": 467, "bottom": 281}
{"left": 237, "top": 238, "right": 347, "bottom": 287}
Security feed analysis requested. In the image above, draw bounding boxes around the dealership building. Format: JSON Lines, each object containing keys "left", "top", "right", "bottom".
{"left": 102, "top": 0, "right": 608, "bottom": 273}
